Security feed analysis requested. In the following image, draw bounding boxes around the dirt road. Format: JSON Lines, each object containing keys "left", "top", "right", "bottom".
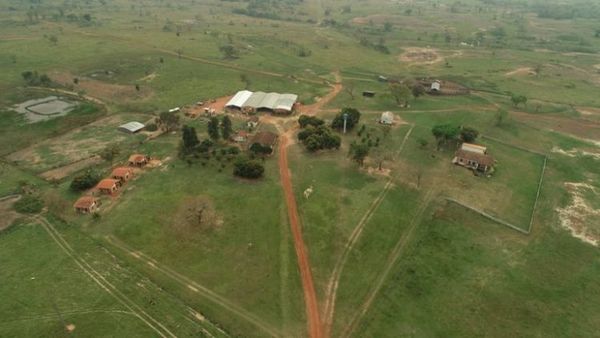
{"left": 278, "top": 135, "right": 323, "bottom": 338}
{"left": 299, "top": 71, "right": 343, "bottom": 115}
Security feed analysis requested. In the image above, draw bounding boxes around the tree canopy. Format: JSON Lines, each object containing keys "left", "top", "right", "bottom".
{"left": 331, "top": 107, "right": 361, "bottom": 131}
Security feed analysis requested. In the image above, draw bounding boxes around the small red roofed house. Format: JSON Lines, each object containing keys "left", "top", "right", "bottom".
{"left": 111, "top": 167, "right": 132, "bottom": 182}
{"left": 97, "top": 178, "right": 121, "bottom": 195}
{"left": 453, "top": 143, "right": 495, "bottom": 174}
{"left": 128, "top": 154, "right": 149, "bottom": 167}
{"left": 74, "top": 196, "right": 100, "bottom": 213}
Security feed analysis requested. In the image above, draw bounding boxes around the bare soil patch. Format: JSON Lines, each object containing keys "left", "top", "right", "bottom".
{"left": 184, "top": 95, "right": 232, "bottom": 118}
{"left": 505, "top": 67, "right": 536, "bottom": 77}
{"left": 170, "top": 196, "right": 223, "bottom": 240}
{"left": 50, "top": 71, "right": 152, "bottom": 102}
{"left": 556, "top": 182, "right": 599, "bottom": 246}
{"left": 0, "top": 196, "right": 20, "bottom": 231}
{"left": 39, "top": 156, "right": 103, "bottom": 181}
{"left": 399, "top": 47, "right": 442, "bottom": 65}
{"left": 511, "top": 111, "right": 600, "bottom": 142}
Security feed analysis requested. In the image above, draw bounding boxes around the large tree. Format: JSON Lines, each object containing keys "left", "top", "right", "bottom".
{"left": 159, "top": 110, "right": 180, "bottom": 132}
{"left": 221, "top": 115, "right": 233, "bottom": 140}
{"left": 431, "top": 124, "right": 460, "bottom": 150}
{"left": 389, "top": 82, "right": 413, "bottom": 106}
{"left": 460, "top": 127, "right": 479, "bottom": 143}
{"left": 331, "top": 107, "right": 361, "bottom": 131}
{"left": 208, "top": 117, "right": 220, "bottom": 140}
{"left": 181, "top": 125, "right": 199, "bottom": 151}
{"left": 349, "top": 142, "right": 369, "bottom": 166}
{"left": 99, "top": 144, "right": 120, "bottom": 165}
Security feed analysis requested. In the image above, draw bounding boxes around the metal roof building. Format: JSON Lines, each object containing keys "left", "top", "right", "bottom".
{"left": 118, "top": 121, "right": 145, "bottom": 133}
{"left": 226, "top": 90, "right": 298, "bottom": 113}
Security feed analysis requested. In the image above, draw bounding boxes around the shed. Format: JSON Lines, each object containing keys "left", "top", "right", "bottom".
{"left": 226, "top": 90, "right": 298, "bottom": 114}
{"left": 247, "top": 116, "right": 260, "bottom": 129}
{"left": 362, "top": 91, "right": 376, "bottom": 98}
{"left": 453, "top": 143, "right": 494, "bottom": 173}
{"left": 379, "top": 111, "right": 394, "bottom": 125}
{"left": 118, "top": 121, "right": 145, "bottom": 134}
{"left": 74, "top": 196, "right": 100, "bottom": 213}
{"left": 97, "top": 179, "right": 121, "bottom": 195}
{"left": 111, "top": 167, "right": 132, "bottom": 182}
{"left": 431, "top": 81, "right": 441, "bottom": 92}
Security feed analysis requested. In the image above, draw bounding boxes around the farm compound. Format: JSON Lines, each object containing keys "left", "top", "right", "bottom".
{"left": 226, "top": 90, "right": 298, "bottom": 114}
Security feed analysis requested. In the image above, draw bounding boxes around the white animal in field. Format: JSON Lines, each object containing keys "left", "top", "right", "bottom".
{"left": 303, "top": 186, "right": 314, "bottom": 199}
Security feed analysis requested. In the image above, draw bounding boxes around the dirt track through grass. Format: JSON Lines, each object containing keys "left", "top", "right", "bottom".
{"left": 36, "top": 217, "right": 176, "bottom": 338}
{"left": 104, "top": 236, "right": 276, "bottom": 337}
{"left": 322, "top": 125, "right": 414, "bottom": 335}
{"left": 278, "top": 135, "right": 323, "bottom": 338}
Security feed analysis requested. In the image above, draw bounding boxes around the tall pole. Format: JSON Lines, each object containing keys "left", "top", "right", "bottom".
{"left": 343, "top": 113, "right": 348, "bottom": 134}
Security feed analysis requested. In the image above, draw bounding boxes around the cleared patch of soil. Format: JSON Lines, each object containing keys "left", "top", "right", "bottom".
{"left": 184, "top": 95, "right": 232, "bottom": 118}
{"left": 511, "top": 111, "right": 600, "bottom": 142}
{"left": 551, "top": 146, "right": 600, "bottom": 160}
{"left": 399, "top": 47, "right": 442, "bottom": 64}
{"left": 556, "top": 182, "right": 599, "bottom": 246}
{"left": 505, "top": 67, "right": 536, "bottom": 77}
{"left": 50, "top": 71, "right": 152, "bottom": 102}
{"left": 39, "top": 156, "right": 103, "bottom": 181}
{"left": 0, "top": 196, "right": 20, "bottom": 231}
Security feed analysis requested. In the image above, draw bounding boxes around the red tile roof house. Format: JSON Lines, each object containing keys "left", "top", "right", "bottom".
{"left": 232, "top": 130, "right": 248, "bottom": 143}
{"left": 128, "top": 154, "right": 149, "bottom": 167}
{"left": 111, "top": 167, "right": 132, "bottom": 182}
{"left": 96, "top": 178, "right": 121, "bottom": 195}
{"left": 453, "top": 143, "right": 495, "bottom": 174}
{"left": 73, "top": 196, "right": 100, "bottom": 213}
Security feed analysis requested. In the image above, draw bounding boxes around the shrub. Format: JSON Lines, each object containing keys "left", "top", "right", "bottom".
{"left": 233, "top": 158, "right": 264, "bottom": 179}
{"left": 70, "top": 171, "right": 101, "bottom": 191}
{"left": 297, "top": 125, "right": 341, "bottom": 152}
{"left": 298, "top": 115, "right": 325, "bottom": 128}
{"left": 14, "top": 195, "right": 44, "bottom": 214}
{"left": 145, "top": 123, "right": 158, "bottom": 131}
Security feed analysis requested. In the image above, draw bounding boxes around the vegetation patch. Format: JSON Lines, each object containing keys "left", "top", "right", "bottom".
{"left": 556, "top": 182, "right": 600, "bottom": 246}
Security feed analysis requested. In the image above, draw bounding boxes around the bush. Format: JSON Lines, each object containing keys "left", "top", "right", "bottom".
{"left": 298, "top": 115, "right": 324, "bottom": 128}
{"left": 297, "top": 125, "right": 341, "bottom": 152}
{"left": 70, "top": 171, "right": 101, "bottom": 191}
{"left": 145, "top": 123, "right": 158, "bottom": 131}
{"left": 14, "top": 195, "right": 44, "bottom": 214}
{"left": 233, "top": 158, "right": 264, "bottom": 179}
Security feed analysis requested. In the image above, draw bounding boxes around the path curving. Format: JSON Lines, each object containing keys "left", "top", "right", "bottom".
{"left": 278, "top": 135, "right": 323, "bottom": 338}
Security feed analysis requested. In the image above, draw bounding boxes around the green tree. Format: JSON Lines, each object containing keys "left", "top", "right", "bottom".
{"left": 349, "top": 142, "right": 369, "bottom": 166}
{"left": 233, "top": 158, "right": 264, "bottom": 179}
{"left": 389, "top": 83, "right": 413, "bottom": 106}
{"left": 181, "top": 125, "right": 199, "bottom": 152}
{"left": 14, "top": 195, "right": 43, "bottom": 214}
{"left": 219, "top": 44, "right": 239, "bottom": 59}
{"left": 221, "top": 115, "right": 233, "bottom": 140}
{"left": 99, "top": 144, "right": 120, "bottom": 165}
{"left": 298, "top": 115, "right": 324, "bottom": 128}
{"left": 331, "top": 107, "right": 361, "bottom": 130}
{"left": 70, "top": 171, "right": 101, "bottom": 191}
{"left": 460, "top": 127, "right": 479, "bottom": 143}
{"left": 511, "top": 94, "right": 528, "bottom": 107}
{"left": 207, "top": 117, "right": 220, "bottom": 140}
{"left": 159, "top": 110, "right": 180, "bottom": 132}
{"left": 431, "top": 124, "right": 460, "bottom": 150}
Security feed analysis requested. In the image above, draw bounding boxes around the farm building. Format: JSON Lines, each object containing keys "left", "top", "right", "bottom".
{"left": 226, "top": 90, "right": 298, "bottom": 114}
{"left": 232, "top": 131, "right": 248, "bottom": 143}
{"left": 73, "top": 196, "right": 100, "bottom": 213}
{"left": 380, "top": 111, "right": 394, "bottom": 125}
{"left": 111, "top": 167, "right": 132, "bottom": 182}
{"left": 453, "top": 143, "right": 495, "bottom": 173}
{"left": 249, "top": 131, "right": 278, "bottom": 154}
{"left": 97, "top": 178, "right": 121, "bottom": 195}
{"left": 118, "top": 121, "right": 145, "bottom": 134}
{"left": 431, "top": 81, "right": 441, "bottom": 92}
{"left": 247, "top": 116, "right": 260, "bottom": 129}
{"left": 128, "top": 154, "right": 149, "bottom": 167}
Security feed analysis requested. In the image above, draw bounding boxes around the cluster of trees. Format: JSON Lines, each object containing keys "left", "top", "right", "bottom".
{"left": 70, "top": 170, "right": 101, "bottom": 191}
{"left": 207, "top": 115, "right": 233, "bottom": 141}
{"left": 348, "top": 124, "right": 386, "bottom": 167}
{"left": 158, "top": 110, "right": 180, "bottom": 132}
{"left": 297, "top": 115, "right": 341, "bottom": 152}
{"left": 431, "top": 124, "right": 479, "bottom": 150}
{"left": 233, "top": 158, "right": 264, "bottom": 179}
{"left": 21, "top": 71, "right": 51, "bottom": 86}
{"left": 331, "top": 108, "right": 361, "bottom": 131}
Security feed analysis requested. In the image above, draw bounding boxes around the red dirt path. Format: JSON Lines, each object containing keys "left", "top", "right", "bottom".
{"left": 278, "top": 135, "right": 323, "bottom": 338}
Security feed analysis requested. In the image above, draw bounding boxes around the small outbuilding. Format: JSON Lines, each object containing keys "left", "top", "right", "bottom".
{"left": 431, "top": 81, "right": 441, "bottom": 92}
{"left": 453, "top": 143, "right": 495, "bottom": 174}
{"left": 97, "top": 179, "right": 121, "bottom": 195}
{"left": 379, "top": 111, "right": 394, "bottom": 125}
{"left": 74, "top": 196, "right": 100, "bottom": 213}
{"left": 111, "top": 167, "right": 132, "bottom": 182}
{"left": 128, "top": 154, "right": 149, "bottom": 167}
{"left": 247, "top": 116, "right": 260, "bottom": 129}
{"left": 232, "top": 131, "right": 248, "bottom": 143}
{"left": 118, "top": 121, "right": 145, "bottom": 134}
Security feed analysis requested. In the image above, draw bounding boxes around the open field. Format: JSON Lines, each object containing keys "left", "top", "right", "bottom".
{"left": 1, "top": 0, "right": 600, "bottom": 337}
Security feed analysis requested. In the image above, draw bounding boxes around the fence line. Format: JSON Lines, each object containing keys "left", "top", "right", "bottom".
{"left": 445, "top": 198, "right": 529, "bottom": 235}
